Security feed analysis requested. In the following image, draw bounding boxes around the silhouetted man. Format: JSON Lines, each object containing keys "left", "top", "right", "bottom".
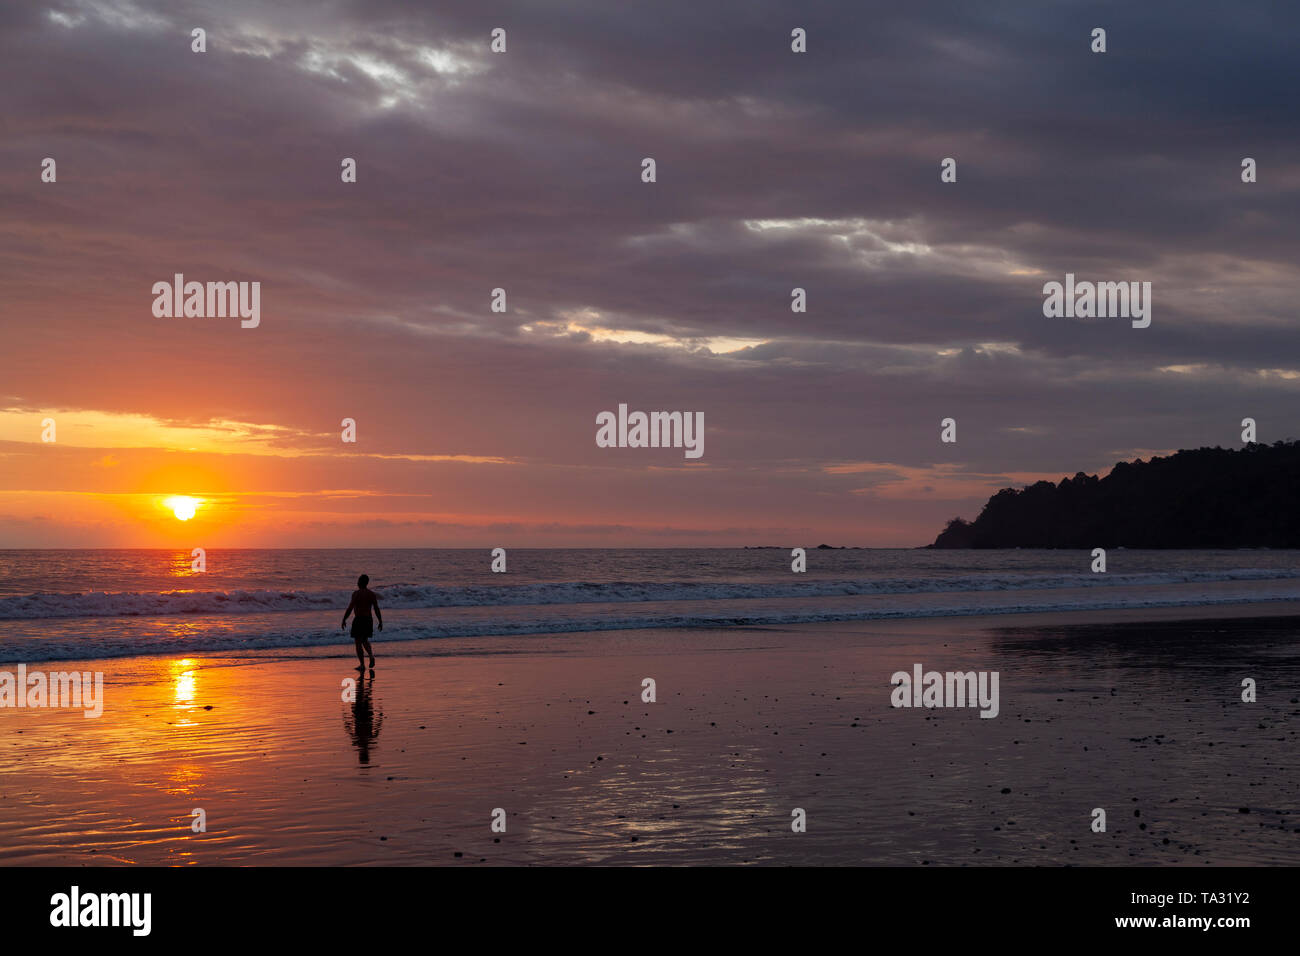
{"left": 341, "top": 573, "right": 382, "bottom": 671}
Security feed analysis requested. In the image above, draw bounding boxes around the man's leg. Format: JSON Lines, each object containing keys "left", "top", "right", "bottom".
{"left": 354, "top": 639, "right": 366, "bottom": 668}
{"left": 362, "top": 638, "right": 374, "bottom": 667}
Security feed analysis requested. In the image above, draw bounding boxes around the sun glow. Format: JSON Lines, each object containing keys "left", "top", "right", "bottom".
{"left": 164, "top": 496, "right": 200, "bottom": 521}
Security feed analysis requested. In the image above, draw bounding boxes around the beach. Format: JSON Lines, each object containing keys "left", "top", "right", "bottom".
{"left": 3, "top": 601, "right": 1298, "bottom": 866}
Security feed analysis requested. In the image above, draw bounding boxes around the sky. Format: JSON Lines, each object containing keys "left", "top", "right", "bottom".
{"left": 1, "top": 0, "right": 1297, "bottom": 548}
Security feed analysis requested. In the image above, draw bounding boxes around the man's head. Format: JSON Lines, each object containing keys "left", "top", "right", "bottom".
{"left": 357, "top": 574, "right": 369, "bottom": 588}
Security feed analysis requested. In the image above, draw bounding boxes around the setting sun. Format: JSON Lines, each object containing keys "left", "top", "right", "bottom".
{"left": 164, "top": 496, "right": 201, "bottom": 521}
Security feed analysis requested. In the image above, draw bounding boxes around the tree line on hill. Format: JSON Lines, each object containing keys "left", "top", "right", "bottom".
{"left": 929, "top": 441, "right": 1300, "bottom": 549}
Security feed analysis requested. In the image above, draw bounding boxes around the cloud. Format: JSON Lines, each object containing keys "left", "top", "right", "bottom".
{"left": 3, "top": 0, "right": 1298, "bottom": 545}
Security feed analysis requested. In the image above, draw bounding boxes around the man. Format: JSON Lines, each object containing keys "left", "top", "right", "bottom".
{"left": 341, "top": 574, "right": 382, "bottom": 671}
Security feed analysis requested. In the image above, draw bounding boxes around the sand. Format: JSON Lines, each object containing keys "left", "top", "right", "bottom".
{"left": 2, "top": 601, "right": 1299, "bottom": 866}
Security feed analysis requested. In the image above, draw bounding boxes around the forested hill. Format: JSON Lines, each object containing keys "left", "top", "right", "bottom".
{"left": 929, "top": 441, "right": 1300, "bottom": 549}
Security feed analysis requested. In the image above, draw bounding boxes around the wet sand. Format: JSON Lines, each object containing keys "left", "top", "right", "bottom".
{"left": 2, "top": 602, "right": 1299, "bottom": 865}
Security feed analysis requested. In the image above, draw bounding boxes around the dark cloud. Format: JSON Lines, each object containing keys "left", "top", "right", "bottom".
{"left": 1, "top": 0, "right": 1297, "bottom": 545}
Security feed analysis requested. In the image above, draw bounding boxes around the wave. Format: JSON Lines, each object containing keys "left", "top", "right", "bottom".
{"left": 1, "top": 588, "right": 1296, "bottom": 664}
{"left": 4, "top": 567, "right": 1300, "bottom": 621}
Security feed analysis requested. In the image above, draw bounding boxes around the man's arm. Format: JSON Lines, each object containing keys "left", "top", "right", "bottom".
{"left": 373, "top": 594, "right": 382, "bottom": 630}
{"left": 341, "top": 594, "right": 355, "bottom": 629}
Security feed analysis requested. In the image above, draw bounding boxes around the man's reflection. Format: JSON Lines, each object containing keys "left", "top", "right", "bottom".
{"left": 343, "top": 672, "right": 384, "bottom": 765}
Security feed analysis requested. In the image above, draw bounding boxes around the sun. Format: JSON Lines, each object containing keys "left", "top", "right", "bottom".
{"left": 163, "top": 496, "right": 200, "bottom": 521}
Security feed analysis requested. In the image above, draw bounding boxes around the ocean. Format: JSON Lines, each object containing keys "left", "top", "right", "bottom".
{"left": 2, "top": 548, "right": 1299, "bottom": 664}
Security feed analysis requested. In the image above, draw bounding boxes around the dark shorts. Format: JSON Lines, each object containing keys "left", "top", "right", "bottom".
{"left": 351, "top": 616, "right": 373, "bottom": 640}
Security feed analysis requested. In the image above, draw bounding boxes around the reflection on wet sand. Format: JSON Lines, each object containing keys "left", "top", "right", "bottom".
{"left": 5, "top": 614, "right": 1298, "bottom": 866}
{"left": 343, "top": 673, "right": 384, "bottom": 765}
{"left": 990, "top": 614, "right": 1300, "bottom": 664}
